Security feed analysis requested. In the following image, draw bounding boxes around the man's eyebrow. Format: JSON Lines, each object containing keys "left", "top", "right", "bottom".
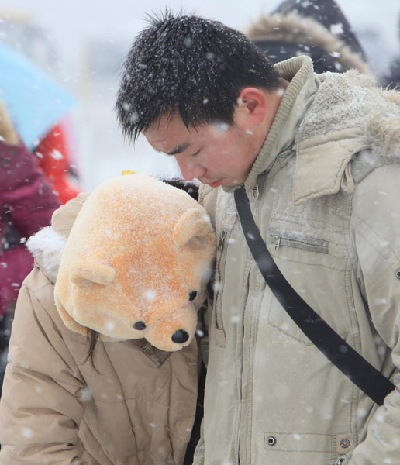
{"left": 166, "top": 142, "right": 191, "bottom": 156}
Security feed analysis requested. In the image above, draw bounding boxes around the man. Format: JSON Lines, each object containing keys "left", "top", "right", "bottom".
{"left": 116, "top": 12, "right": 400, "bottom": 465}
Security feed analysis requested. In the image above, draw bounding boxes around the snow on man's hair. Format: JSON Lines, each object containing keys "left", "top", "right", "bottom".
{"left": 116, "top": 10, "right": 280, "bottom": 141}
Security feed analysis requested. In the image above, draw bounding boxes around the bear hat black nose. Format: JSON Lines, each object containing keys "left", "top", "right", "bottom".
{"left": 133, "top": 321, "right": 146, "bottom": 330}
{"left": 171, "top": 329, "right": 189, "bottom": 344}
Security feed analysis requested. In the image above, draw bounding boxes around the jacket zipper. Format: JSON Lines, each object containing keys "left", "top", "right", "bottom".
{"left": 214, "top": 230, "right": 227, "bottom": 330}
{"left": 270, "top": 231, "right": 329, "bottom": 254}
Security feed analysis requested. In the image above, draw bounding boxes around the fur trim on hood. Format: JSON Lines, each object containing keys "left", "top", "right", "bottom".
{"left": 27, "top": 226, "right": 66, "bottom": 284}
{"left": 26, "top": 193, "right": 88, "bottom": 283}
{"left": 368, "top": 87, "right": 400, "bottom": 158}
{"left": 291, "top": 68, "right": 400, "bottom": 204}
{"left": 298, "top": 70, "right": 400, "bottom": 157}
{"left": 246, "top": 13, "right": 372, "bottom": 75}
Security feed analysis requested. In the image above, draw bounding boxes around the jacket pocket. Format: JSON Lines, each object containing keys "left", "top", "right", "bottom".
{"left": 267, "top": 222, "right": 349, "bottom": 271}
{"left": 264, "top": 223, "right": 351, "bottom": 344}
{"left": 264, "top": 431, "right": 332, "bottom": 452}
{"left": 269, "top": 228, "right": 329, "bottom": 254}
{"left": 263, "top": 431, "right": 333, "bottom": 463}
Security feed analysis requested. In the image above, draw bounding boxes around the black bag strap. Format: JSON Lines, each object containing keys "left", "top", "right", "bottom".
{"left": 234, "top": 185, "right": 395, "bottom": 406}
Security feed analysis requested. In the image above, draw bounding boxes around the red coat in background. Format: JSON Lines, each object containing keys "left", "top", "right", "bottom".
{"left": 35, "top": 120, "right": 81, "bottom": 205}
{"left": 0, "top": 140, "right": 60, "bottom": 315}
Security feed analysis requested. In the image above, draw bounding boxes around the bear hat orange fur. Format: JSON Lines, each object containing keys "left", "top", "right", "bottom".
{"left": 54, "top": 174, "right": 216, "bottom": 351}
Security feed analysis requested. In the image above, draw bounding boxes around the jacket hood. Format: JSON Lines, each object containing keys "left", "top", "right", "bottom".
{"left": 297, "top": 71, "right": 400, "bottom": 157}
{"left": 246, "top": 7, "right": 371, "bottom": 74}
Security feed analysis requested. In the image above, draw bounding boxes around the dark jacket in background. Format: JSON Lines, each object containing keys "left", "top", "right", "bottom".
{"left": 384, "top": 12, "right": 400, "bottom": 88}
{"left": 246, "top": 0, "right": 371, "bottom": 75}
{"left": 386, "top": 59, "right": 400, "bottom": 88}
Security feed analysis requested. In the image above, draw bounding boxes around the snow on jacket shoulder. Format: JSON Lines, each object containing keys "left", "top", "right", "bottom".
{"left": 0, "top": 196, "right": 198, "bottom": 465}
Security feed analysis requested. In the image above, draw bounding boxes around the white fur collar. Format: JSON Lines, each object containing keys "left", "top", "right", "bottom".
{"left": 298, "top": 71, "right": 400, "bottom": 157}
{"left": 27, "top": 227, "right": 66, "bottom": 283}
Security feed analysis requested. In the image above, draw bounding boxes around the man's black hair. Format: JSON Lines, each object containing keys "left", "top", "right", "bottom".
{"left": 116, "top": 11, "right": 280, "bottom": 141}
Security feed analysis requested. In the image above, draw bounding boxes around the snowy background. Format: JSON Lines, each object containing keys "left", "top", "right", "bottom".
{"left": 1, "top": 0, "right": 399, "bottom": 191}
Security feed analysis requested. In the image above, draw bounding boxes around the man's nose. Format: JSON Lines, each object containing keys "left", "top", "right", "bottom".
{"left": 176, "top": 158, "right": 205, "bottom": 181}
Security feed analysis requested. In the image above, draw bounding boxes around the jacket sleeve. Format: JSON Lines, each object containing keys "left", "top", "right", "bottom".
{"left": 0, "top": 272, "right": 90, "bottom": 464}
{"left": 348, "top": 164, "right": 400, "bottom": 464}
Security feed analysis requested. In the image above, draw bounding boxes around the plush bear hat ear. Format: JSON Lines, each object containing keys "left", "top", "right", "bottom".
{"left": 173, "top": 208, "right": 213, "bottom": 249}
{"left": 55, "top": 260, "right": 117, "bottom": 336}
{"left": 70, "top": 260, "right": 116, "bottom": 287}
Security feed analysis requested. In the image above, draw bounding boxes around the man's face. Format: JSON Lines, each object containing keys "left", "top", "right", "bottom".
{"left": 145, "top": 112, "right": 261, "bottom": 188}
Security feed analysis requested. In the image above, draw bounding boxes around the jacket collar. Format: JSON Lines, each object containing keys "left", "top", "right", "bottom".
{"left": 128, "top": 339, "right": 172, "bottom": 367}
{"left": 224, "top": 56, "right": 317, "bottom": 195}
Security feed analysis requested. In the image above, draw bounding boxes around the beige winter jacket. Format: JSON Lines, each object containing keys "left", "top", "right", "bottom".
{"left": 195, "top": 56, "right": 400, "bottom": 465}
{"left": 0, "top": 195, "right": 199, "bottom": 465}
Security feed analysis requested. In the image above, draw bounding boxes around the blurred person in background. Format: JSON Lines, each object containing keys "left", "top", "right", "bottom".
{"left": 387, "top": 58, "right": 400, "bottom": 88}
{"left": 0, "top": 7, "right": 82, "bottom": 205}
{"left": 33, "top": 119, "right": 81, "bottom": 205}
{"left": 0, "top": 11, "right": 81, "bottom": 388}
{"left": 384, "top": 11, "right": 400, "bottom": 88}
{"left": 246, "top": 0, "right": 372, "bottom": 75}
{"left": 0, "top": 99, "right": 60, "bottom": 389}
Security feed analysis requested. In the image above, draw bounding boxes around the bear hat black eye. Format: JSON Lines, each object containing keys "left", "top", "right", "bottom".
{"left": 133, "top": 321, "right": 146, "bottom": 330}
{"left": 189, "top": 291, "right": 197, "bottom": 302}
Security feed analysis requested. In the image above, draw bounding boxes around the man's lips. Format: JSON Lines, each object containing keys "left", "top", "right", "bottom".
{"left": 204, "top": 178, "right": 224, "bottom": 188}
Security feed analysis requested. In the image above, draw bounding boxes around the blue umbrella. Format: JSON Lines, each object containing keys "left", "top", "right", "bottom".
{"left": 0, "top": 41, "right": 76, "bottom": 149}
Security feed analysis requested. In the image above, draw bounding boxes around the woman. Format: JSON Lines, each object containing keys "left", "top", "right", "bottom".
{"left": 0, "top": 174, "right": 215, "bottom": 465}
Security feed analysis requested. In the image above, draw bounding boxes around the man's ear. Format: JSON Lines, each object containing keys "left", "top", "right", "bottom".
{"left": 236, "top": 87, "right": 267, "bottom": 125}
